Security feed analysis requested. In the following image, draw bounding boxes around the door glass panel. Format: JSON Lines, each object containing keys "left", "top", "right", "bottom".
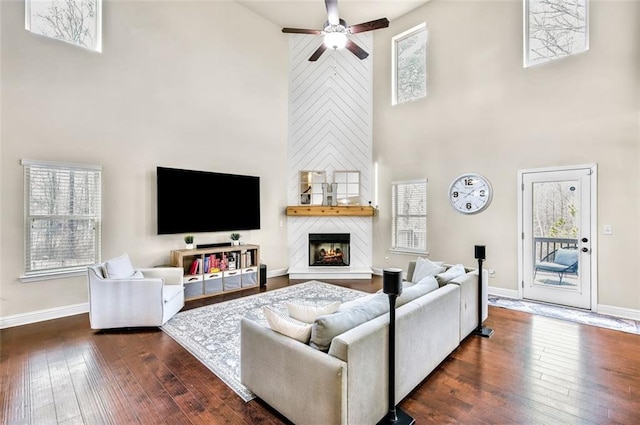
{"left": 532, "top": 180, "right": 580, "bottom": 289}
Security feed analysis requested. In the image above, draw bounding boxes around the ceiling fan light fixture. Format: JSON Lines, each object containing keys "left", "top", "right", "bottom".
{"left": 324, "top": 32, "right": 347, "bottom": 50}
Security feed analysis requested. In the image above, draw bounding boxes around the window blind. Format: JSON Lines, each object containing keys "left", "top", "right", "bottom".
{"left": 391, "top": 179, "right": 427, "bottom": 253}
{"left": 22, "top": 160, "right": 102, "bottom": 276}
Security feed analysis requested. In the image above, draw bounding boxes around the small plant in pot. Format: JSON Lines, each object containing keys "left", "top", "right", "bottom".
{"left": 230, "top": 233, "right": 241, "bottom": 246}
{"left": 184, "top": 235, "right": 194, "bottom": 249}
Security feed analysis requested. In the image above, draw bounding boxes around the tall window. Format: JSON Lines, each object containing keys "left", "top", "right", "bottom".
{"left": 25, "top": 0, "right": 103, "bottom": 52}
{"left": 391, "top": 179, "right": 427, "bottom": 253}
{"left": 22, "top": 160, "right": 102, "bottom": 278}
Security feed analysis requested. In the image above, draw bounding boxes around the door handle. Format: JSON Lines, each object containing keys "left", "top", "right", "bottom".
{"left": 581, "top": 237, "right": 589, "bottom": 243}
{"left": 581, "top": 247, "right": 589, "bottom": 253}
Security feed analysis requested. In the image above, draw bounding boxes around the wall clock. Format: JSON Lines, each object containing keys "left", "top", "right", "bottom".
{"left": 448, "top": 173, "right": 493, "bottom": 214}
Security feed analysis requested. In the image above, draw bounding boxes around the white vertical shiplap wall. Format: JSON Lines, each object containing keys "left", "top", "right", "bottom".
{"left": 286, "top": 33, "right": 374, "bottom": 275}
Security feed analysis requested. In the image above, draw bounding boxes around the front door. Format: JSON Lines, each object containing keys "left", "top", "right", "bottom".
{"left": 520, "top": 166, "right": 596, "bottom": 309}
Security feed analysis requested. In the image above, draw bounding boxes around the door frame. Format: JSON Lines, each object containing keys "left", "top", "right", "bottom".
{"left": 517, "top": 164, "right": 598, "bottom": 311}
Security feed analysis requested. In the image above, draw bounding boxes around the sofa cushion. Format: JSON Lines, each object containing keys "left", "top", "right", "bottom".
{"left": 396, "top": 275, "right": 439, "bottom": 307}
{"left": 436, "top": 264, "right": 466, "bottom": 286}
{"left": 310, "top": 293, "right": 389, "bottom": 351}
{"left": 412, "top": 257, "right": 446, "bottom": 283}
{"left": 286, "top": 301, "right": 341, "bottom": 324}
{"left": 104, "top": 253, "right": 136, "bottom": 279}
{"left": 336, "top": 293, "right": 379, "bottom": 312}
{"left": 263, "top": 307, "right": 312, "bottom": 343}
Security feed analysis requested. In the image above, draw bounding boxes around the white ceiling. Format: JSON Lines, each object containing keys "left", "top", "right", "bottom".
{"left": 236, "top": 0, "right": 430, "bottom": 30}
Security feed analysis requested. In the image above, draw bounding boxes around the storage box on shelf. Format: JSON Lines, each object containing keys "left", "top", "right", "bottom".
{"left": 170, "top": 244, "right": 260, "bottom": 300}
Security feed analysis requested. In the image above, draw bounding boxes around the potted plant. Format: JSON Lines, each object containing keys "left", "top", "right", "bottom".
{"left": 184, "top": 235, "right": 194, "bottom": 249}
{"left": 230, "top": 233, "right": 241, "bottom": 246}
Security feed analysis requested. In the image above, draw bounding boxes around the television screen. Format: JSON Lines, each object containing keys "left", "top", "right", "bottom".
{"left": 157, "top": 167, "right": 261, "bottom": 235}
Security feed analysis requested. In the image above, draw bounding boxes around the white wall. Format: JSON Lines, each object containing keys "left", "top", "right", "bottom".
{"left": 0, "top": 0, "right": 289, "bottom": 319}
{"left": 373, "top": 0, "right": 640, "bottom": 311}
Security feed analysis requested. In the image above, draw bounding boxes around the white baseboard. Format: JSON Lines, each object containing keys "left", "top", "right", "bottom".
{"left": 0, "top": 268, "right": 291, "bottom": 330}
{"left": 267, "top": 268, "right": 288, "bottom": 278}
{"left": 287, "top": 266, "right": 372, "bottom": 280}
{"left": 597, "top": 304, "right": 640, "bottom": 321}
{"left": 487, "top": 285, "right": 519, "bottom": 299}
{"left": 486, "top": 287, "right": 640, "bottom": 322}
{"left": 0, "top": 302, "right": 88, "bottom": 329}
{"left": 5, "top": 278, "right": 636, "bottom": 329}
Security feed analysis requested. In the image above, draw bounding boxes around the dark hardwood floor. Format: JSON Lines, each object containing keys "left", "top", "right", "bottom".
{"left": 2, "top": 276, "right": 639, "bottom": 424}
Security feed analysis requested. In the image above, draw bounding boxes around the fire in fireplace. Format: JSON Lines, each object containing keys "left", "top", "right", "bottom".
{"left": 309, "top": 233, "right": 350, "bottom": 267}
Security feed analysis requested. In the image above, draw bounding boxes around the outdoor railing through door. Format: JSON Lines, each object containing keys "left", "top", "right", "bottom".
{"left": 534, "top": 237, "right": 578, "bottom": 264}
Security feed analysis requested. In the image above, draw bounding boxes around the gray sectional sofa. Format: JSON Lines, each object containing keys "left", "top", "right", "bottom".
{"left": 240, "top": 263, "right": 488, "bottom": 425}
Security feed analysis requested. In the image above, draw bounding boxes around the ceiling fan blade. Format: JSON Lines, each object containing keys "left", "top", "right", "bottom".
{"left": 282, "top": 27, "right": 323, "bottom": 35}
{"left": 309, "top": 44, "right": 328, "bottom": 61}
{"left": 325, "top": 0, "right": 340, "bottom": 25}
{"left": 345, "top": 39, "right": 369, "bottom": 60}
{"left": 348, "top": 17, "right": 390, "bottom": 34}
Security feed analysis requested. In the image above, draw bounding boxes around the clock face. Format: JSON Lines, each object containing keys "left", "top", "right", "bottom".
{"left": 448, "top": 173, "right": 493, "bottom": 214}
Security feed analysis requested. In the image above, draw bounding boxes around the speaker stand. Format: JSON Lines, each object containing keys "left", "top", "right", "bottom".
{"left": 378, "top": 269, "right": 415, "bottom": 425}
{"left": 472, "top": 258, "right": 494, "bottom": 338}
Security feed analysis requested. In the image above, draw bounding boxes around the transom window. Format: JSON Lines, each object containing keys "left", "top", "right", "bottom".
{"left": 391, "top": 179, "right": 427, "bottom": 253}
{"left": 22, "top": 159, "right": 102, "bottom": 280}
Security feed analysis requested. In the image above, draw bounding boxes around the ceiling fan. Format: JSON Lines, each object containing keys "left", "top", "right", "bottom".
{"left": 282, "top": 0, "right": 389, "bottom": 62}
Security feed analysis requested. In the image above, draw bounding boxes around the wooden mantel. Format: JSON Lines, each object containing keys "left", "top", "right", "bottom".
{"left": 286, "top": 205, "right": 376, "bottom": 217}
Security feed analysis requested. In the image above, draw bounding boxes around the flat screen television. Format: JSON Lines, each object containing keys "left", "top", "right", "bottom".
{"left": 157, "top": 167, "right": 261, "bottom": 235}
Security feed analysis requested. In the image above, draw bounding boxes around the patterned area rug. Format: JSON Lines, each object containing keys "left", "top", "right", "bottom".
{"left": 489, "top": 296, "right": 640, "bottom": 335}
{"left": 161, "top": 281, "right": 367, "bottom": 401}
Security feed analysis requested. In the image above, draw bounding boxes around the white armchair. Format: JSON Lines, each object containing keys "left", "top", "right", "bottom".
{"left": 87, "top": 263, "right": 184, "bottom": 329}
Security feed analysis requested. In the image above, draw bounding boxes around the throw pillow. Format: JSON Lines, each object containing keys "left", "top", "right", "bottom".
{"left": 415, "top": 275, "right": 439, "bottom": 292}
{"left": 104, "top": 253, "right": 136, "bottom": 279}
{"left": 394, "top": 276, "right": 439, "bottom": 307}
{"left": 286, "top": 301, "right": 341, "bottom": 324}
{"left": 130, "top": 270, "right": 144, "bottom": 279}
{"left": 412, "top": 257, "right": 446, "bottom": 283}
{"left": 310, "top": 292, "right": 389, "bottom": 351}
{"left": 263, "top": 307, "right": 312, "bottom": 343}
{"left": 436, "top": 264, "right": 466, "bottom": 286}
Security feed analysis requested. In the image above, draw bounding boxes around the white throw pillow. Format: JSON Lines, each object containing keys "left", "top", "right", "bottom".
{"left": 415, "top": 275, "right": 439, "bottom": 293}
{"left": 263, "top": 307, "right": 312, "bottom": 343}
{"left": 412, "top": 257, "right": 446, "bottom": 283}
{"left": 104, "top": 253, "right": 136, "bottom": 279}
{"left": 286, "top": 301, "right": 341, "bottom": 324}
{"left": 436, "top": 263, "right": 467, "bottom": 286}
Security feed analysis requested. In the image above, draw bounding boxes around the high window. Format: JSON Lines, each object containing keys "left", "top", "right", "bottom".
{"left": 22, "top": 160, "right": 102, "bottom": 280}
{"left": 391, "top": 179, "right": 427, "bottom": 253}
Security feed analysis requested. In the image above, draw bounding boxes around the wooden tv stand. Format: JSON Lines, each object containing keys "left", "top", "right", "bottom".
{"left": 170, "top": 244, "right": 260, "bottom": 301}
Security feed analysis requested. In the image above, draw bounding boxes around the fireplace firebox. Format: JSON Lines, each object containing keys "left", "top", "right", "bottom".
{"left": 309, "top": 233, "right": 350, "bottom": 267}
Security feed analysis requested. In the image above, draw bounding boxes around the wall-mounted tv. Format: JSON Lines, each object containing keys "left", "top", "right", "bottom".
{"left": 157, "top": 167, "right": 261, "bottom": 235}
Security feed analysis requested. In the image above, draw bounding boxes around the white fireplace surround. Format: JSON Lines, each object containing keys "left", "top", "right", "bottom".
{"left": 287, "top": 216, "right": 372, "bottom": 279}
{"left": 286, "top": 34, "right": 373, "bottom": 279}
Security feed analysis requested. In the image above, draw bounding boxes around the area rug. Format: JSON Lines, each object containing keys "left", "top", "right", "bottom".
{"left": 161, "top": 281, "right": 368, "bottom": 401}
{"left": 488, "top": 296, "right": 640, "bottom": 335}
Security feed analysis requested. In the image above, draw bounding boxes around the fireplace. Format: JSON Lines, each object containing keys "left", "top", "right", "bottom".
{"left": 309, "top": 233, "right": 350, "bottom": 267}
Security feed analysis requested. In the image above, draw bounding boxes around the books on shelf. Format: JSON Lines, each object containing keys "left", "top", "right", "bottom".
{"left": 189, "top": 258, "right": 203, "bottom": 275}
{"left": 182, "top": 246, "right": 257, "bottom": 277}
{"left": 189, "top": 259, "right": 198, "bottom": 275}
